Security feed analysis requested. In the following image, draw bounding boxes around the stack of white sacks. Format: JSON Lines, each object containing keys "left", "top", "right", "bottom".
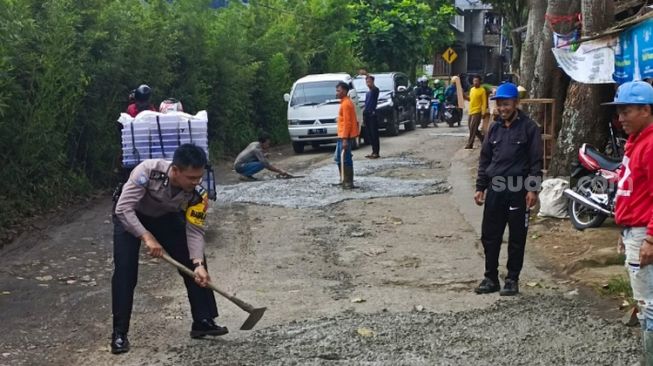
{"left": 117, "top": 110, "right": 215, "bottom": 198}
{"left": 117, "top": 110, "right": 209, "bottom": 167}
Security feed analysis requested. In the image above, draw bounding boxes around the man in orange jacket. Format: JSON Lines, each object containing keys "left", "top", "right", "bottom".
{"left": 335, "top": 81, "right": 359, "bottom": 189}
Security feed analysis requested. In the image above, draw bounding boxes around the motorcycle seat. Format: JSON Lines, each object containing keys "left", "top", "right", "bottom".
{"left": 585, "top": 145, "right": 622, "bottom": 171}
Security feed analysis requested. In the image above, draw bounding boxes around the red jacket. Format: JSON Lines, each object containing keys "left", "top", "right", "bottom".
{"left": 615, "top": 124, "right": 653, "bottom": 235}
{"left": 126, "top": 103, "right": 156, "bottom": 118}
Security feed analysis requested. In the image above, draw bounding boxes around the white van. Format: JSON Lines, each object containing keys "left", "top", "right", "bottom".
{"left": 283, "top": 73, "right": 362, "bottom": 153}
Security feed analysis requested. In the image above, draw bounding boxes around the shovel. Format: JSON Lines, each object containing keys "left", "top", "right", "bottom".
{"left": 161, "top": 253, "right": 266, "bottom": 330}
{"left": 340, "top": 148, "right": 345, "bottom": 184}
{"left": 330, "top": 146, "right": 346, "bottom": 187}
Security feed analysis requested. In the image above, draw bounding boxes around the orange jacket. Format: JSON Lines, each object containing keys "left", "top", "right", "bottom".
{"left": 337, "top": 96, "right": 358, "bottom": 138}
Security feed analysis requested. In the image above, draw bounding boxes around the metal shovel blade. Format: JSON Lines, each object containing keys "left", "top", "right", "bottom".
{"left": 240, "top": 307, "right": 267, "bottom": 330}
{"left": 160, "top": 253, "right": 267, "bottom": 331}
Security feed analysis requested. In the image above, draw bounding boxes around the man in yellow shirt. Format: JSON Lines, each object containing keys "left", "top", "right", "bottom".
{"left": 465, "top": 75, "right": 488, "bottom": 149}
{"left": 335, "top": 81, "right": 359, "bottom": 189}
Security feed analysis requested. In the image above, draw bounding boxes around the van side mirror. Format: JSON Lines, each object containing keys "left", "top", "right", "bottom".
{"left": 397, "top": 86, "right": 407, "bottom": 93}
{"left": 283, "top": 93, "right": 290, "bottom": 102}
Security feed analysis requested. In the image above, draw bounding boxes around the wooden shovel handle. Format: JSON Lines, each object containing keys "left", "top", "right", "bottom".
{"left": 161, "top": 253, "right": 255, "bottom": 312}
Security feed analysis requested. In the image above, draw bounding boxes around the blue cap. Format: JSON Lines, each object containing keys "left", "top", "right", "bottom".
{"left": 603, "top": 81, "right": 653, "bottom": 105}
{"left": 491, "top": 83, "right": 519, "bottom": 100}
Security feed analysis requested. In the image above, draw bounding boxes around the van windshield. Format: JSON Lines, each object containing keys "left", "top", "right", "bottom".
{"left": 352, "top": 75, "right": 394, "bottom": 93}
{"left": 290, "top": 81, "right": 339, "bottom": 107}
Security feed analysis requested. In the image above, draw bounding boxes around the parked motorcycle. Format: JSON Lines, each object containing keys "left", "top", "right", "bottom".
{"left": 443, "top": 102, "right": 462, "bottom": 127}
{"left": 562, "top": 143, "right": 622, "bottom": 230}
{"left": 605, "top": 114, "right": 628, "bottom": 159}
{"left": 416, "top": 95, "right": 432, "bottom": 128}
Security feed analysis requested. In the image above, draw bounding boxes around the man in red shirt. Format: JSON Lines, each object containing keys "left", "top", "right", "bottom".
{"left": 126, "top": 84, "right": 157, "bottom": 117}
{"left": 607, "top": 80, "right": 653, "bottom": 364}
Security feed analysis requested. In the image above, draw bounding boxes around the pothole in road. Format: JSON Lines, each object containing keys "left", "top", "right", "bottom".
{"left": 216, "top": 156, "right": 450, "bottom": 209}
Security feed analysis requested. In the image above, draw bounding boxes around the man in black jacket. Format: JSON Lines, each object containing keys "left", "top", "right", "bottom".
{"left": 364, "top": 75, "right": 381, "bottom": 159}
{"left": 473, "top": 83, "right": 543, "bottom": 296}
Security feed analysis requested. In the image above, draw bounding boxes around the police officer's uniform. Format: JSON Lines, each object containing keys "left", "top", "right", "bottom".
{"left": 112, "top": 159, "right": 218, "bottom": 336}
{"left": 475, "top": 110, "right": 543, "bottom": 286}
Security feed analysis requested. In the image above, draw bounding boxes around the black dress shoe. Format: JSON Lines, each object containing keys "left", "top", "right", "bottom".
{"left": 474, "top": 277, "right": 500, "bottom": 294}
{"left": 500, "top": 279, "right": 519, "bottom": 296}
{"left": 190, "top": 319, "right": 229, "bottom": 339}
{"left": 110, "top": 332, "right": 130, "bottom": 354}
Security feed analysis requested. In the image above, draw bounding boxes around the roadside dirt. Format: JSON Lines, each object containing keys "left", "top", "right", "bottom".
{"left": 0, "top": 124, "right": 638, "bottom": 366}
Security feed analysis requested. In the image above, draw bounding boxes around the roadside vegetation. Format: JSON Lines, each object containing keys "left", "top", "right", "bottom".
{"left": 0, "top": 0, "right": 453, "bottom": 239}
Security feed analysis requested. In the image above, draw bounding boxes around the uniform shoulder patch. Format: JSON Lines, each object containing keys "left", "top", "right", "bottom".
{"left": 136, "top": 172, "right": 149, "bottom": 187}
{"left": 186, "top": 187, "right": 209, "bottom": 227}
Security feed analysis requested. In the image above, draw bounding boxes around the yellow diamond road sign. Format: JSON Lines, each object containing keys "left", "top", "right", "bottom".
{"left": 442, "top": 47, "right": 458, "bottom": 64}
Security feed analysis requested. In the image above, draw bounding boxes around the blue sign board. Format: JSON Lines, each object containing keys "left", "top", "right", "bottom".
{"left": 613, "top": 19, "right": 653, "bottom": 84}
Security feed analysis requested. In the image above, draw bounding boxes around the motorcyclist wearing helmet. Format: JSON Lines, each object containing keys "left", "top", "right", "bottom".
{"left": 433, "top": 79, "right": 445, "bottom": 103}
{"left": 414, "top": 76, "right": 433, "bottom": 101}
{"left": 432, "top": 79, "right": 446, "bottom": 122}
{"left": 126, "top": 84, "right": 157, "bottom": 117}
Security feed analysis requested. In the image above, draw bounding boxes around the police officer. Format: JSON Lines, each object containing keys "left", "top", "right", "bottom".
{"left": 111, "top": 144, "right": 227, "bottom": 354}
{"left": 473, "top": 83, "right": 543, "bottom": 296}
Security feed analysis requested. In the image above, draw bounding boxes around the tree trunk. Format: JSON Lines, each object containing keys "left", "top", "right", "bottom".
{"left": 525, "top": 0, "right": 578, "bottom": 151}
{"left": 519, "top": 0, "right": 546, "bottom": 93}
{"left": 549, "top": 0, "right": 615, "bottom": 176}
{"left": 510, "top": 31, "right": 522, "bottom": 74}
{"left": 530, "top": 0, "right": 580, "bottom": 100}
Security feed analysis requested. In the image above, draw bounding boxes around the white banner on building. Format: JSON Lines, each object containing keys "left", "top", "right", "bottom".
{"left": 423, "top": 64, "right": 434, "bottom": 76}
{"left": 552, "top": 39, "right": 616, "bottom": 84}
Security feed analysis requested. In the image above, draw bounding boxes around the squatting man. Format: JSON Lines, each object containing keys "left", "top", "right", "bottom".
{"left": 234, "top": 134, "right": 291, "bottom": 181}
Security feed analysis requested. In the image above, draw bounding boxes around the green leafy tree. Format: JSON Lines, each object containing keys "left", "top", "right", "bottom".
{"left": 349, "top": 0, "right": 455, "bottom": 78}
{"left": 0, "top": 0, "right": 456, "bottom": 239}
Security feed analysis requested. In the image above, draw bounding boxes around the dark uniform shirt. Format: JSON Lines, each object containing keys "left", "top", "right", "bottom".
{"left": 476, "top": 110, "right": 543, "bottom": 192}
{"left": 364, "top": 86, "right": 379, "bottom": 115}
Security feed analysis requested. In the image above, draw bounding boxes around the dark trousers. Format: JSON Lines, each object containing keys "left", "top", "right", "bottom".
{"left": 112, "top": 212, "right": 218, "bottom": 333}
{"left": 364, "top": 113, "right": 380, "bottom": 155}
{"left": 466, "top": 113, "right": 484, "bottom": 148}
{"left": 481, "top": 186, "right": 529, "bottom": 282}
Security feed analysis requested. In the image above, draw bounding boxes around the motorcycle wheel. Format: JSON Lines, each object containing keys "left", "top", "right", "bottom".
{"left": 386, "top": 110, "right": 400, "bottom": 136}
{"left": 420, "top": 113, "right": 429, "bottom": 128}
{"left": 567, "top": 176, "right": 608, "bottom": 230}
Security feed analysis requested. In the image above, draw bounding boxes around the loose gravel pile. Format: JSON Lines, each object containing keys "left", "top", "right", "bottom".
{"left": 216, "top": 157, "right": 449, "bottom": 209}
{"left": 161, "top": 294, "right": 639, "bottom": 366}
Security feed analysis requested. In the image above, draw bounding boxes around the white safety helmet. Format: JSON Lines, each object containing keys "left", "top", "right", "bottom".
{"left": 159, "top": 98, "right": 183, "bottom": 113}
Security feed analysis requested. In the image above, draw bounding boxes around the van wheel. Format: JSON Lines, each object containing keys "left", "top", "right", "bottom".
{"left": 405, "top": 108, "right": 417, "bottom": 131}
{"left": 292, "top": 142, "right": 305, "bottom": 154}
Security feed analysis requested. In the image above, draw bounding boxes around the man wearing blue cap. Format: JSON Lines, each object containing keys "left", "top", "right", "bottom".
{"left": 473, "top": 82, "right": 543, "bottom": 296}
{"left": 606, "top": 80, "right": 653, "bottom": 364}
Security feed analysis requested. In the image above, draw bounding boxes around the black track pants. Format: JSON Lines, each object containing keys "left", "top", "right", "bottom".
{"left": 480, "top": 187, "right": 529, "bottom": 282}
